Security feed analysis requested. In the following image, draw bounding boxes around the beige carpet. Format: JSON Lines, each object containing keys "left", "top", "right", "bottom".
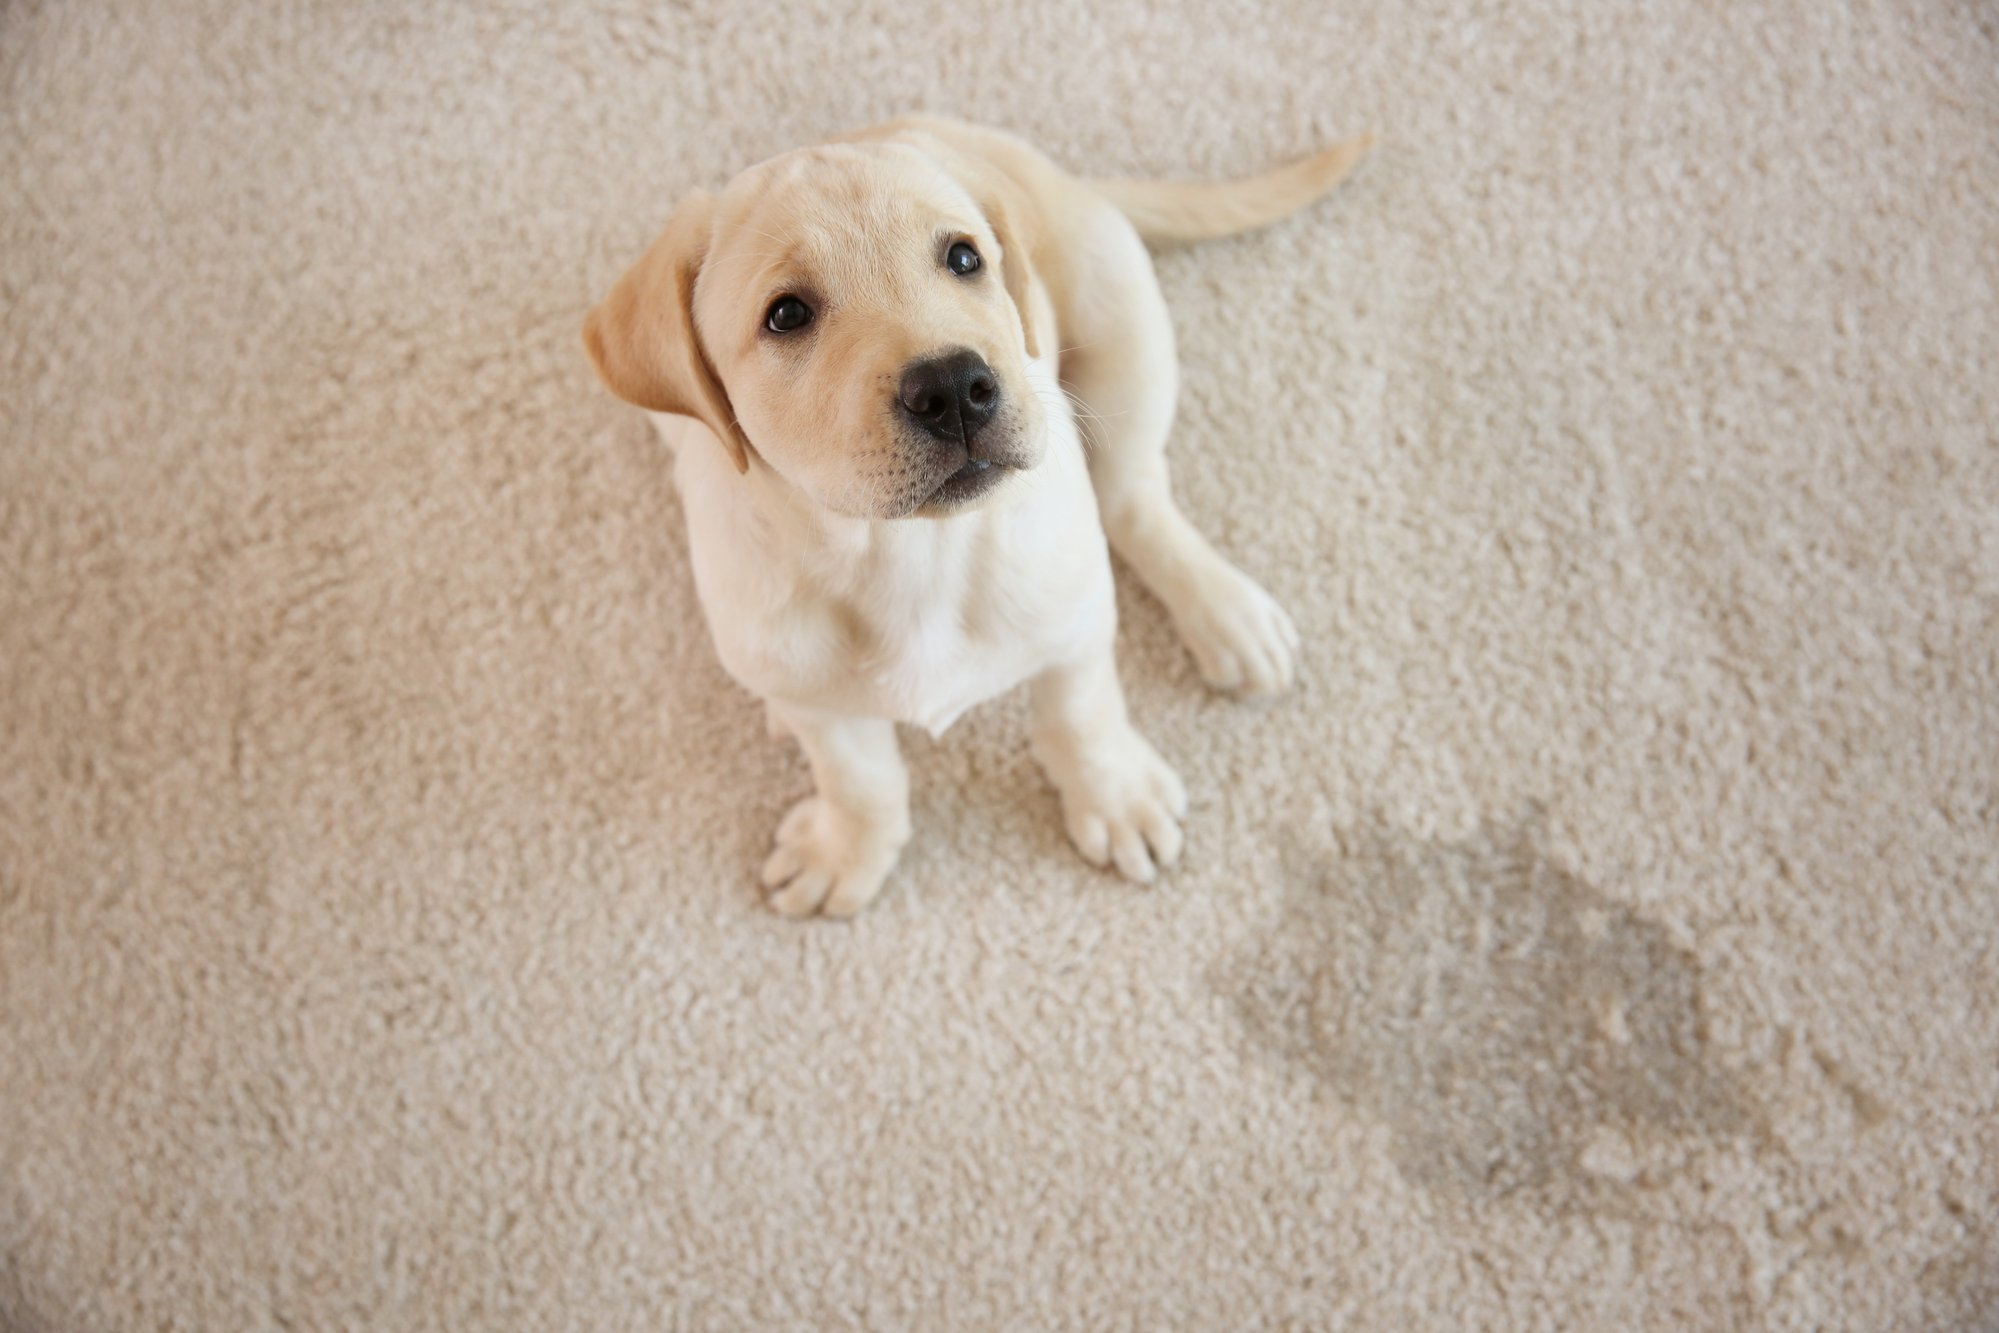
{"left": 4, "top": 1, "right": 1996, "bottom": 1328}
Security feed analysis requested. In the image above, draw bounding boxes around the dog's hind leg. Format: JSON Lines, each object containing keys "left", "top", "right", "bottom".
{"left": 1055, "top": 206, "right": 1299, "bottom": 695}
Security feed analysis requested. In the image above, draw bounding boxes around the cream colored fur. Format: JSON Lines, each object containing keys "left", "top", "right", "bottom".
{"left": 587, "top": 119, "right": 1358, "bottom": 915}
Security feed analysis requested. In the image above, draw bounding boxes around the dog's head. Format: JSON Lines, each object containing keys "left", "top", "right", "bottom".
{"left": 584, "top": 141, "right": 1047, "bottom": 519}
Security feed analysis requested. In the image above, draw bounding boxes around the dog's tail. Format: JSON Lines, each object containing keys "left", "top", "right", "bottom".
{"left": 1088, "top": 133, "right": 1374, "bottom": 244}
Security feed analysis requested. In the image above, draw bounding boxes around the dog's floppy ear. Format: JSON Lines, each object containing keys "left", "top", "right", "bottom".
{"left": 582, "top": 191, "right": 752, "bottom": 473}
{"left": 976, "top": 180, "right": 1044, "bottom": 361}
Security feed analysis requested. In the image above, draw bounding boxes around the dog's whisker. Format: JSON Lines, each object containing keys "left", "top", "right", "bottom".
{"left": 1032, "top": 385, "right": 1127, "bottom": 426}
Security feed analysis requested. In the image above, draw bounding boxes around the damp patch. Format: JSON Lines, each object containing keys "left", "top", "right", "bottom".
{"left": 1226, "top": 811, "right": 1762, "bottom": 1212}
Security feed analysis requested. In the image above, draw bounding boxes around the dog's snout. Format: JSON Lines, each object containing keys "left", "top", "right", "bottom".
{"left": 897, "top": 349, "right": 1000, "bottom": 444}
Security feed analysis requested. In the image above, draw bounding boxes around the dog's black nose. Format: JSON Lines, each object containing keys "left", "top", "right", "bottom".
{"left": 897, "top": 349, "right": 1000, "bottom": 445}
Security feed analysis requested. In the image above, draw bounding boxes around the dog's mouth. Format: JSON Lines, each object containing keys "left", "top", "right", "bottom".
{"left": 922, "top": 457, "right": 1011, "bottom": 510}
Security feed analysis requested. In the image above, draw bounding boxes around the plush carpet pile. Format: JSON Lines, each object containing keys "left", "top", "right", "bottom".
{"left": 3, "top": 1, "right": 1995, "bottom": 1327}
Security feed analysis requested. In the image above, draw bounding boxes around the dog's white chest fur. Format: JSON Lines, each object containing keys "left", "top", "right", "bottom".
{"left": 657, "top": 369, "right": 1113, "bottom": 736}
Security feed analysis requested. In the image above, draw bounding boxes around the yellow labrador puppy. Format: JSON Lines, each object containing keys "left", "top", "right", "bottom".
{"left": 585, "top": 117, "right": 1369, "bottom": 916}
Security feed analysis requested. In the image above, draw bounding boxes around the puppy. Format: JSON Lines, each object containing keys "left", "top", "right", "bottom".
{"left": 584, "top": 117, "right": 1369, "bottom": 916}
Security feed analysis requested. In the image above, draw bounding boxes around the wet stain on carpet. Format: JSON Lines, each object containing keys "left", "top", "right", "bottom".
{"left": 1226, "top": 810, "right": 1762, "bottom": 1213}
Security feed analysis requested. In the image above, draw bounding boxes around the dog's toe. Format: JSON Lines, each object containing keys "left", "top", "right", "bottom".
{"left": 760, "top": 796, "right": 902, "bottom": 919}
{"left": 1171, "top": 562, "right": 1298, "bottom": 696}
{"left": 1052, "top": 731, "right": 1186, "bottom": 885}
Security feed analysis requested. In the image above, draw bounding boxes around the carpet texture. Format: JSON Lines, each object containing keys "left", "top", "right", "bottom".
{"left": 4, "top": 1, "right": 1996, "bottom": 1328}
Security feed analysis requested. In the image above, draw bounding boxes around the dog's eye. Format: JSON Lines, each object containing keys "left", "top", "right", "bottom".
{"left": 945, "top": 242, "right": 981, "bottom": 276}
{"left": 765, "top": 296, "right": 813, "bottom": 333}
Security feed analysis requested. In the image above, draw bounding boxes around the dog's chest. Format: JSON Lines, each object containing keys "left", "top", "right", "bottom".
{"left": 686, "top": 448, "right": 1111, "bottom": 734}
{"left": 755, "top": 491, "right": 1108, "bottom": 734}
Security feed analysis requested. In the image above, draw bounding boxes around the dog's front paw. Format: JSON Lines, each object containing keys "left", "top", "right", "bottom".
{"left": 1169, "top": 561, "right": 1300, "bottom": 696}
{"left": 1049, "top": 732, "right": 1189, "bottom": 884}
{"left": 760, "top": 797, "right": 906, "bottom": 919}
